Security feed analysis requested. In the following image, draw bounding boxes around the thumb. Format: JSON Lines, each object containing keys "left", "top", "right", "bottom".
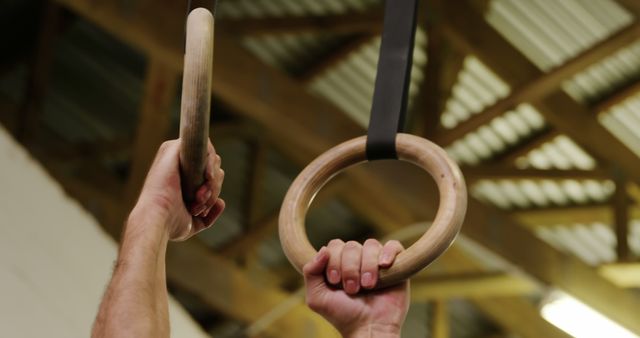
{"left": 303, "top": 247, "right": 330, "bottom": 300}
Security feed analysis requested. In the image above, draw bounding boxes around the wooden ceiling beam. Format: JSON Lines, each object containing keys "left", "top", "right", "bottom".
{"left": 410, "top": 4, "right": 465, "bottom": 139}
{"left": 418, "top": 235, "right": 567, "bottom": 338}
{"left": 219, "top": 176, "right": 347, "bottom": 258}
{"left": 613, "top": 176, "right": 632, "bottom": 261}
{"left": 615, "top": 0, "right": 640, "bottom": 15}
{"left": 411, "top": 272, "right": 538, "bottom": 300}
{"left": 441, "top": 0, "right": 640, "bottom": 179}
{"left": 299, "top": 34, "right": 376, "bottom": 84}
{"left": 244, "top": 141, "right": 268, "bottom": 227}
{"left": 465, "top": 198, "right": 640, "bottom": 334}
{"left": 222, "top": 9, "right": 384, "bottom": 36}
{"left": 166, "top": 240, "right": 339, "bottom": 337}
{"left": 599, "top": 263, "right": 640, "bottom": 288}
{"left": 495, "top": 128, "right": 560, "bottom": 165}
{"left": 123, "top": 59, "right": 178, "bottom": 209}
{"left": 436, "top": 20, "right": 640, "bottom": 146}
{"left": 473, "top": 297, "right": 572, "bottom": 338}
{"left": 594, "top": 77, "right": 640, "bottom": 113}
{"left": 17, "top": 1, "right": 62, "bottom": 142}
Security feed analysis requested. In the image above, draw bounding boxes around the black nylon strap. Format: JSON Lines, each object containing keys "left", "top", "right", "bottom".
{"left": 366, "top": 0, "right": 419, "bottom": 160}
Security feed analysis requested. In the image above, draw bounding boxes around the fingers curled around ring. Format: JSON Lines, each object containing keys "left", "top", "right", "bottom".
{"left": 341, "top": 241, "right": 362, "bottom": 295}
{"left": 379, "top": 240, "right": 404, "bottom": 268}
{"left": 361, "top": 239, "right": 383, "bottom": 289}
{"left": 325, "top": 239, "right": 344, "bottom": 285}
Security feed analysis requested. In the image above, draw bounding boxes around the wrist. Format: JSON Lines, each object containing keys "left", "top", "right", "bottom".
{"left": 342, "top": 323, "right": 401, "bottom": 338}
{"left": 123, "top": 205, "right": 171, "bottom": 250}
{"left": 127, "top": 202, "right": 170, "bottom": 235}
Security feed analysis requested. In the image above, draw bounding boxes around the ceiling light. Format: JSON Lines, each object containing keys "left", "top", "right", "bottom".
{"left": 540, "top": 290, "right": 637, "bottom": 338}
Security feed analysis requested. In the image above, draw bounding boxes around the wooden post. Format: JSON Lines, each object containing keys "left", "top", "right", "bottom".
{"left": 614, "top": 174, "right": 631, "bottom": 262}
{"left": 431, "top": 300, "right": 449, "bottom": 338}
{"left": 17, "top": 2, "right": 62, "bottom": 141}
{"left": 124, "top": 60, "right": 178, "bottom": 208}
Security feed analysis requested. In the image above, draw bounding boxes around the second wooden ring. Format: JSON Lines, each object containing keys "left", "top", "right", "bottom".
{"left": 279, "top": 133, "right": 467, "bottom": 289}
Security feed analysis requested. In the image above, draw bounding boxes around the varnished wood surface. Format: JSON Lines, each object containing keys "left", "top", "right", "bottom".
{"left": 279, "top": 134, "right": 467, "bottom": 288}
{"left": 179, "top": 8, "right": 214, "bottom": 202}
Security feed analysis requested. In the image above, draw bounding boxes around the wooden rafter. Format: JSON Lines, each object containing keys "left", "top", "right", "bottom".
{"left": 440, "top": 0, "right": 640, "bottom": 183}
{"left": 613, "top": 176, "right": 632, "bottom": 261}
{"left": 244, "top": 141, "right": 268, "bottom": 226}
{"left": 410, "top": 3, "right": 465, "bottom": 139}
{"left": 17, "top": 2, "right": 62, "bottom": 141}
{"left": 298, "top": 34, "right": 375, "bottom": 84}
{"left": 474, "top": 297, "right": 572, "bottom": 338}
{"left": 436, "top": 19, "right": 640, "bottom": 147}
{"left": 412, "top": 272, "right": 538, "bottom": 300}
{"left": 220, "top": 176, "right": 347, "bottom": 258}
{"left": 123, "top": 60, "right": 178, "bottom": 209}
{"left": 616, "top": 0, "right": 640, "bottom": 15}
{"left": 222, "top": 8, "right": 384, "bottom": 36}
{"left": 599, "top": 263, "right": 640, "bottom": 288}
{"left": 494, "top": 128, "right": 560, "bottom": 165}
{"left": 595, "top": 77, "right": 640, "bottom": 113}
{"left": 465, "top": 198, "right": 640, "bottom": 334}
{"left": 166, "top": 240, "right": 339, "bottom": 337}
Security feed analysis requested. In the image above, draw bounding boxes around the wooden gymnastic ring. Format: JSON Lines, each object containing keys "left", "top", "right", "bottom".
{"left": 279, "top": 133, "right": 467, "bottom": 289}
{"left": 179, "top": 8, "right": 214, "bottom": 203}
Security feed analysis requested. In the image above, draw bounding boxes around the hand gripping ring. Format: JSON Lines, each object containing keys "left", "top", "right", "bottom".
{"left": 279, "top": 134, "right": 467, "bottom": 289}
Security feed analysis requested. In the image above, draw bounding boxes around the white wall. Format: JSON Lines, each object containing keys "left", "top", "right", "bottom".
{"left": 0, "top": 125, "right": 209, "bottom": 338}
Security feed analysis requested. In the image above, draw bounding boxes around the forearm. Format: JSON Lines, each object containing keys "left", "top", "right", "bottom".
{"left": 92, "top": 212, "right": 170, "bottom": 338}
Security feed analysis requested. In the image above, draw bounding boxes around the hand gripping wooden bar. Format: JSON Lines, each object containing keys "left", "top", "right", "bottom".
{"left": 279, "top": 134, "right": 467, "bottom": 289}
{"left": 179, "top": 8, "right": 214, "bottom": 202}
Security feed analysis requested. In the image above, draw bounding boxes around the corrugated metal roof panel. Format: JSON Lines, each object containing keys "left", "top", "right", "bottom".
{"left": 309, "top": 30, "right": 428, "bottom": 127}
{"left": 600, "top": 93, "right": 640, "bottom": 158}
{"left": 514, "top": 135, "right": 597, "bottom": 170}
{"left": 487, "top": 0, "right": 632, "bottom": 72}
{"left": 441, "top": 56, "right": 510, "bottom": 129}
{"left": 446, "top": 104, "right": 547, "bottom": 166}
{"left": 472, "top": 179, "right": 614, "bottom": 210}
{"left": 488, "top": 0, "right": 639, "bottom": 106}
{"left": 535, "top": 222, "right": 640, "bottom": 266}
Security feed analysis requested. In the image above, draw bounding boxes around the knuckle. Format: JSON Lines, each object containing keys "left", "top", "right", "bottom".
{"left": 345, "top": 240, "right": 361, "bottom": 249}
{"left": 387, "top": 240, "right": 402, "bottom": 248}
{"left": 364, "top": 238, "right": 381, "bottom": 247}
{"left": 328, "top": 239, "right": 344, "bottom": 247}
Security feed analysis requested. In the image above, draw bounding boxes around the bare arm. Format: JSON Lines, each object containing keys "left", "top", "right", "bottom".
{"left": 92, "top": 139, "right": 224, "bottom": 338}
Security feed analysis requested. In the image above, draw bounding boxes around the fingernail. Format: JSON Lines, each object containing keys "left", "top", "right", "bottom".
{"left": 361, "top": 272, "right": 373, "bottom": 288}
{"left": 329, "top": 269, "right": 340, "bottom": 284}
{"left": 345, "top": 279, "right": 358, "bottom": 294}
